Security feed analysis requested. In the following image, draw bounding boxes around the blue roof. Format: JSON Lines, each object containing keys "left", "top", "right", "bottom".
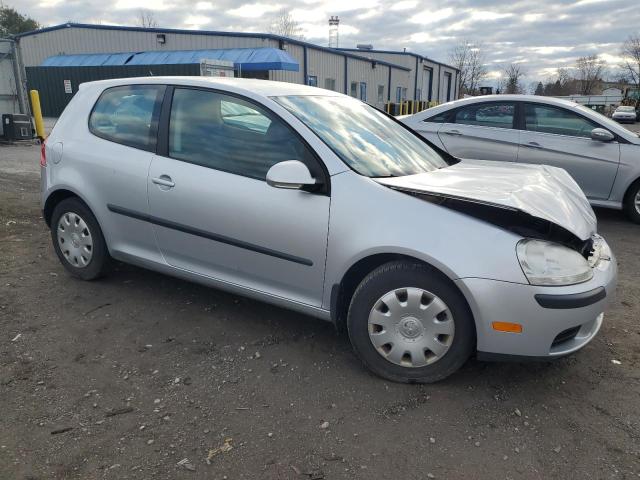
{"left": 40, "top": 47, "right": 299, "bottom": 72}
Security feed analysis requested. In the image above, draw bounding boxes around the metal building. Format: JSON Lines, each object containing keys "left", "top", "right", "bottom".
{"left": 13, "top": 23, "right": 458, "bottom": 116}
{"left": 337, "top": 47, "right": 460, "bottom": 104}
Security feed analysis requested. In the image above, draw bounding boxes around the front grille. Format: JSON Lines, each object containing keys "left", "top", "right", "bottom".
{"left": 552, "top": 326, "right": 581, "bottom": 347}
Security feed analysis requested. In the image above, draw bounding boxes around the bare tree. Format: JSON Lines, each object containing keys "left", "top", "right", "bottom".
{"left": 575, "top": 54, "right": 606, "bottom": 94}
{"left": 502, "top": 63, "right": 526, "bottom": 94}
{"left": 448, "top": 40, "right": 487, "bottom": 97}
{"left": 137, "top": 10, "right": 158, "bottom": 28}
{"left": 621, "top": 34, "right": 640, "bottom": 106}
{"left": 268, "top": 9, "right": 304, "bottom": 40}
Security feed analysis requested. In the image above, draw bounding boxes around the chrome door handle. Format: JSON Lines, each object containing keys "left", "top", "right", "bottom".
{"left": 152, "top": 176, "right": 175, "bottom": 188}
{"left": 525, "top": 142, "right": 542, "bottom": 149}
{"left": 443, "top": 129, "right": 462, "bottom": 136}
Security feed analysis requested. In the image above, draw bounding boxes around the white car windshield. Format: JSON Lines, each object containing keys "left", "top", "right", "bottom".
{"left": 273, "top": 95, "right": 449, "bottom": 177}
{"left": 617, "top": 106, "right": 636, "bottom": 112}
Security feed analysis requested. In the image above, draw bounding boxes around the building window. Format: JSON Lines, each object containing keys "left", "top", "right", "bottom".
{"left": 377, "top": 85, "right": 384, "bottom": 103}
{"left": 396, "top": 86, "right": 402, "bottom": 103}
{"left": 324, "top": 78, "right": 336, "bottom": 91}
{"left": 307, "top": 75, "right": 318, "bottom": 87}
{"left": 359, "top": 82, "right": 367, "bottom": 102}
{"left": 402, "top": 88, "right": 408, "bottom": 101}
{"left": 350, "top": 81, "right": 358, "bottom": 98}
{"left": 416, "top": 88, "right": 422, "bottom": 101}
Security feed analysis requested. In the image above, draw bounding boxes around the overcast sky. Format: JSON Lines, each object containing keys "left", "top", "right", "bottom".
{"left": 11, "top": 0, "right": 640, "bottom": 85}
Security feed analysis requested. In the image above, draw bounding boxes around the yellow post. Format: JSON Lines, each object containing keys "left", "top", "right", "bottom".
{"left": 30, "top": 90, "right": 46, "bottom": 140}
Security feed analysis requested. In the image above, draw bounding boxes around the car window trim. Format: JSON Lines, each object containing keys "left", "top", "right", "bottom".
{"left": 157, "top": 84, "right": 330, "bottom": 195}
{"left": 449, "top": 101, "right": 518, "bottom": 130}
{"left": 88, "top": 84, "right": 166, "bottom": 153}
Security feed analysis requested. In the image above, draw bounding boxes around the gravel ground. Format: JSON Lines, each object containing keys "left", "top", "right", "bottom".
{"left": 1, "top": 142, "right": 639, "bottom": 480}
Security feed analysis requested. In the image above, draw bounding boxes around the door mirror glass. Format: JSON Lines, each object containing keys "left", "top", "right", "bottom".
{"left": 590, "top": 128, "right": 615, "bottom": 142}
{"left": 266, "top": 160, "right": 316, "bottom": 190}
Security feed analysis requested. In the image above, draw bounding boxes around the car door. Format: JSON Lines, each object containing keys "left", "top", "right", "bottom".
{"left": 87, "top": 84, "right": 165, "bottom": 259}
{"left": 517, "top": 103, "right": 620, "bottom": 200}
{"left": 147, "top": 86, "right": 330, "bottom": 307}
{"left": 436, "top": 101, "right": 520, "bottom": 162}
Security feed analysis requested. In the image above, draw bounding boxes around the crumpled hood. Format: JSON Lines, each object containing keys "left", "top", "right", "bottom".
{"left": 375, "top": 160, "right": 597, "bottom": 241}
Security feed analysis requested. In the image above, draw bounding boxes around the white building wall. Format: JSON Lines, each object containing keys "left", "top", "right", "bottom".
{"left": 306, "top": 47, "right": 345, "bottom": 94}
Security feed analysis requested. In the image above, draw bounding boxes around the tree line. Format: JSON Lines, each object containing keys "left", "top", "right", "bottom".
{"left": 449, "top": 35, "right": 640, "bottom": 103}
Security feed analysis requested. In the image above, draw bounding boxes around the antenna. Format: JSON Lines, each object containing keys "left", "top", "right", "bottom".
{"left": 329, "top": 16, "right": 339, "bottom": 48}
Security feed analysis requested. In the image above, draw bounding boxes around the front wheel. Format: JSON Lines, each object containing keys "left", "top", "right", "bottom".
{"left": 624, "top": 181, "right": 640, "bottom": 224}
{"left": 347, "top": 261, "right": 475, "bottom": 383}
{"left": 51, "top": 197, "right": 111, "bottom": 280}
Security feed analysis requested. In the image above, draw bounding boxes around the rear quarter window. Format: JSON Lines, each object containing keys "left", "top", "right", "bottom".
{"left": 89, "top": 85, "right": 164, "bottom": 151}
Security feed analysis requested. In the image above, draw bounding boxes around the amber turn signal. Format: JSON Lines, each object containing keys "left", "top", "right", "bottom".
{"left": 492, "top": 322, "right": 523, "bottom": 333}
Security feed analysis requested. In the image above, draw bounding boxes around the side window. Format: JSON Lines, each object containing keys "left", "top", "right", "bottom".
{"left": 168, "top": 88, "right": 316, "bottom": 181}
{"left": 424, "top": 111, "right": 450, "bottom": 123}
{"left": 89, "top": 85, "right": 164, "bottom": 151}
{"left": 220, "top": 100, "right": 271, "bottom": 134}
{"left": 454, "top": 102, "right": 515, "bottom": 128}
{"left": 525, "top": 104, "right": 596, "bottom": 138}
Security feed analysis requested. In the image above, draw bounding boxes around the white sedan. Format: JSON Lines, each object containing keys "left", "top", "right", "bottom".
{"left": 612, "top": 105, "right": 637, "bottom": 123}
{"left": 402, "top": 95, "right": 640, "bottom": 223}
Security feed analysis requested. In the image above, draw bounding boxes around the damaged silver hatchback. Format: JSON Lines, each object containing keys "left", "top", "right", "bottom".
{"left": 41, "top": 77, "right": 617, "bottom": 383}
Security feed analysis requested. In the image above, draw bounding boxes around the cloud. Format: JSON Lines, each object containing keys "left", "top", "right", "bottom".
{"left": 228, "top": 3, "right": 282, "bottom": 18}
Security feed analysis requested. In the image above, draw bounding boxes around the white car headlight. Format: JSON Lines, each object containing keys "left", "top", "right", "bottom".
{"left": 516, "top": 239, "right": 593, "bottom": 286}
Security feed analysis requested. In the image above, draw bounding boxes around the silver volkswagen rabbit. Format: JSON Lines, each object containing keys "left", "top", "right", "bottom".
{"left": 41, "top": 77, "right": 617, "bottom": 383}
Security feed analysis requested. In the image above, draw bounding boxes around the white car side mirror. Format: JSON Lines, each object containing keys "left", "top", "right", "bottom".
{"left": 590, "top": 128, "right": 614, "bottom": 142}
{"left": 266, "top": 160, "right": 316, "bottom": 190}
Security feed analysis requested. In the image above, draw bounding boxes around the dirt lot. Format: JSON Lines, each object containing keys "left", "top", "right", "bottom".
{"left": 1, "top": 143, "right": 639, "bottom": 480}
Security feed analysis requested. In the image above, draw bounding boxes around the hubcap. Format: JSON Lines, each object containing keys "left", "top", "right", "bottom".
{"left": 57, "top": 212, "right": 93, "bottom": 268}
{"left": 368, "top": 287, "right": 455, "bottom": 368}
{"left": 635, "top": 191, "right": 640, "bottom": 215}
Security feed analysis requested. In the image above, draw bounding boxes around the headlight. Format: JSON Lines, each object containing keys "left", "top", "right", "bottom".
{"left": 516, "top": 239, "right": 593, "bottom": 286}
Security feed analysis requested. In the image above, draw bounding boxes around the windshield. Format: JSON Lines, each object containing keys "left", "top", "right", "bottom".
{"left": 617, "top": 106, "right": 636, "bottom": 112}
{"left": 273, "top": 95, "right": 449, "bottom": 177}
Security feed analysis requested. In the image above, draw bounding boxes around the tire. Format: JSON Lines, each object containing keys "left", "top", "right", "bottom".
{"left": 623, "top": 181, "right": 640, "bottom": 224}
{"left": 50, "top": 197, "right": 111, "bottom": 280}
{"left": 347, "top": 261, "right": 475, "bottom": 383}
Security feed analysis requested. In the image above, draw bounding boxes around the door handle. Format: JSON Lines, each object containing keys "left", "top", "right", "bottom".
{"left": 525, "top": 142, "right": 543, "bottom": 149}
{"left": 443, "top": 129, "right": 462, "bottom": 136}
{"left": 152, "top": 175, "right": 175, "bottom": 188}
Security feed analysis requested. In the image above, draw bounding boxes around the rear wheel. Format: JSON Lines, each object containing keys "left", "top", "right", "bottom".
{"left": 347, "top": 261, "right": 475, "bottom": 383}
{"left": 51, "top": 197, "right": 111, "bottom": 280}
{"left": 623, "top": 181, "right": 640, "bottom": 224}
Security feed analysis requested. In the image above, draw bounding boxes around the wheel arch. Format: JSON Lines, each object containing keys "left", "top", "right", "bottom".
{"left": 43, "top": 188, "right": 95, "bottom": 227}
{"left": 330, "top": 253, "right": 476, "bottom": 339}
{"left": 623, "top": 176, "right": 640, "bottom": 205}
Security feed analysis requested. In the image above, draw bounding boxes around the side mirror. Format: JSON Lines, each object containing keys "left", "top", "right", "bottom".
{"left": 590, "top": 128, "right": 614, "bottom": 142}
{"left": 266, "top": 160, "right": 316, "bottom": 190}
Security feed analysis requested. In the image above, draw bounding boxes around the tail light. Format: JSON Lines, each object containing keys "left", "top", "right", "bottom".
{"left": 40, "top": 141, "right": 47, "bottom": 167}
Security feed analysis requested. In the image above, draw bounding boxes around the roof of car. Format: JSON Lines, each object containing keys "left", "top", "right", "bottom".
{"left": 81, "top": 76, "right": 344, "bottom": 98}
{"left": 432, "top": 94, "right": 582, "bottom": 109}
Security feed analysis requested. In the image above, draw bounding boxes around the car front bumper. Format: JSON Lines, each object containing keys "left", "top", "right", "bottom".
{"left": 612, "top": 115, "right": 636, "bottom": 122}
{"left": 455, "top": 251, "right": 617, "bottom": 359}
